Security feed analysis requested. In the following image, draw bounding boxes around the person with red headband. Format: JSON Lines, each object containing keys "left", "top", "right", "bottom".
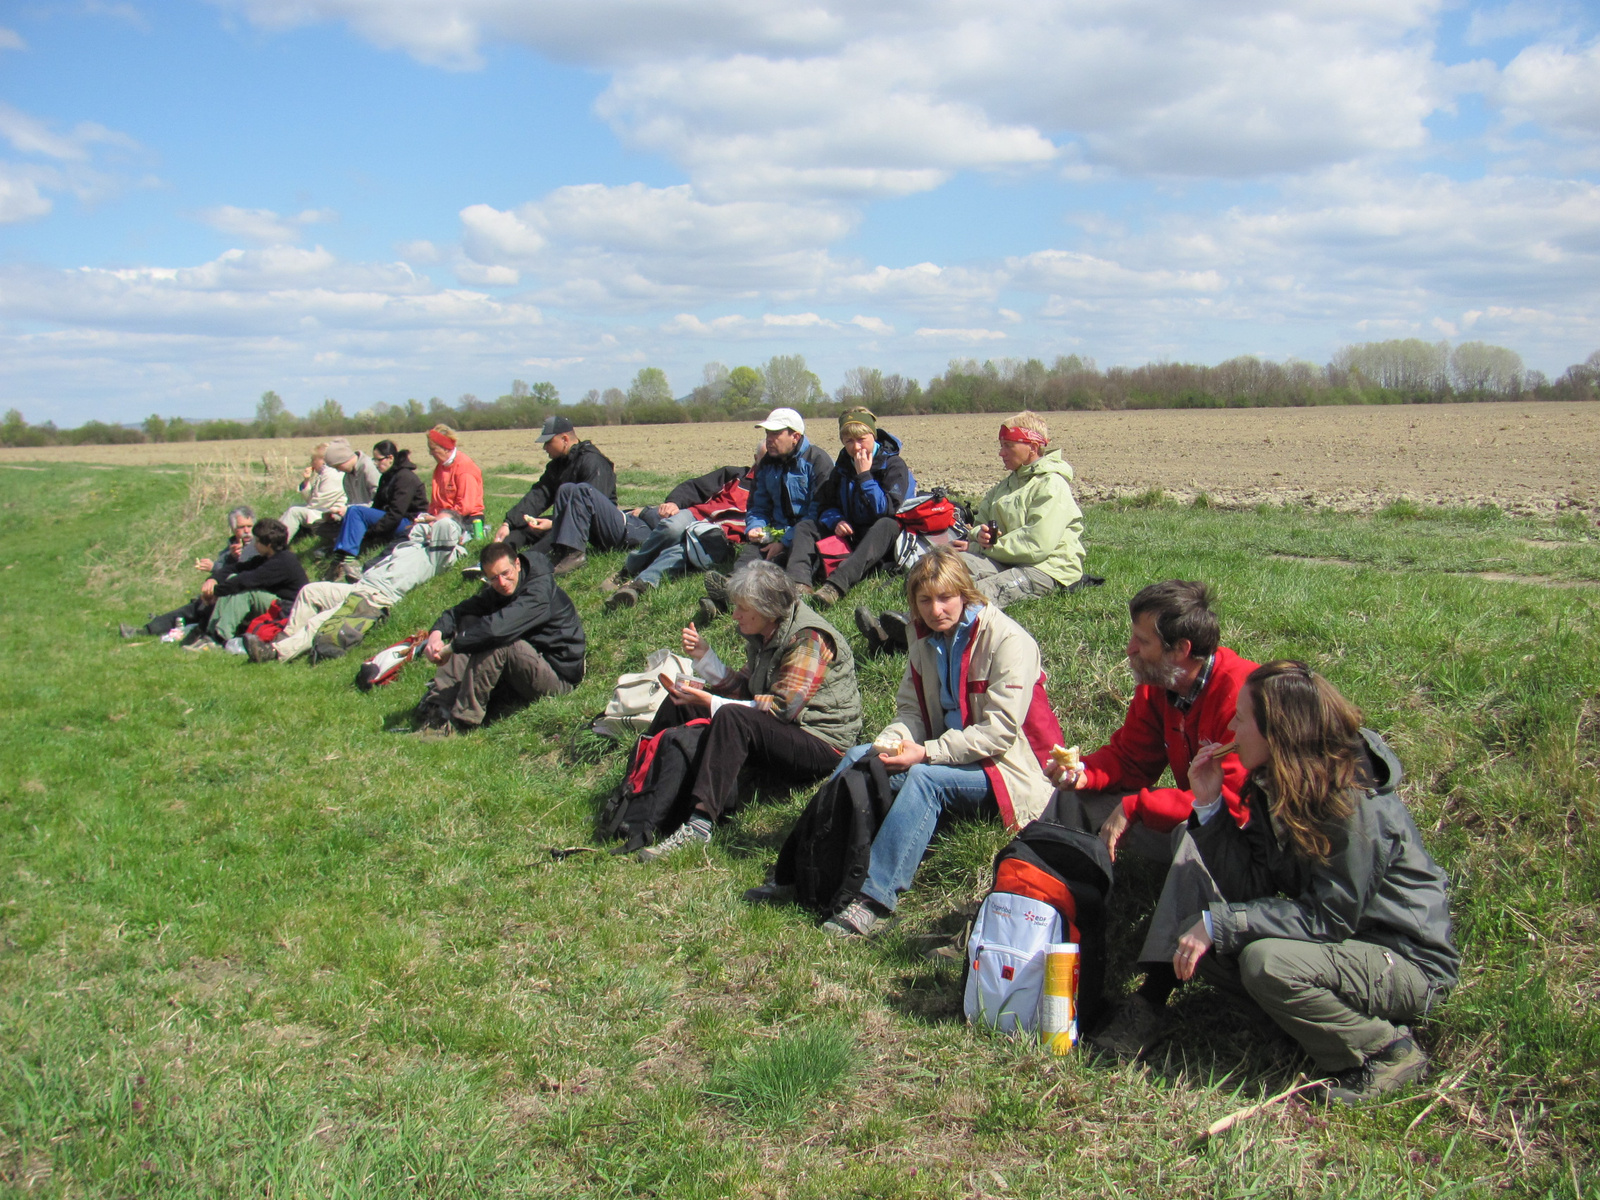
{"left": 419, "top": 424, "right": 484, "bottom": 524}
{"left": 856, "top": 411, "right": 1090, "bottom": 654}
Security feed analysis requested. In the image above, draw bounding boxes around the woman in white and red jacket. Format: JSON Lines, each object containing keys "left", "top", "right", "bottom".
{"left": 766, "top": 546, "right": 1062, "bottom": 937}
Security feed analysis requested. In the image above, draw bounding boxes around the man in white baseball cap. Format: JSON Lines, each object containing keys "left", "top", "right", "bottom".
{"left": 700, "top": 406, "right": 834, "bottom": 621}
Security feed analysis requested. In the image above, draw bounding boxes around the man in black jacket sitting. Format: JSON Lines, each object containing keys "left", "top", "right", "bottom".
{"left": 414, "top": 541, "right": 586, "bottom": 736}
{"left": 487, "top": 416, "right": 619, "bottom": 576}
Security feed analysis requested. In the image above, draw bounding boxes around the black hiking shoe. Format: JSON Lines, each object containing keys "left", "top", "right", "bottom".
{"left": 878, "top": 610, "right": 911, "bottom": 652}
{"left": 1086, "top": 994, "right": 1167, "bottom": 1061}
{"left": 1315, "top": 1033, "right": 1429, "bottom": 1105}
{"left": 702, "top": 570, "right": 730, "bottom": 610}
{"left": 244, "top": 633, "right": 276, "bottom": 663}
{"left": 854, "top": 606, "right": 888, "bottom": 656}
{"left": 551, "top": 549, "right": 587, "bottom": 577}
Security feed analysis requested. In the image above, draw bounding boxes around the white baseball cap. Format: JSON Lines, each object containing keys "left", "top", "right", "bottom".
{"left": 756, "top": 407, "right": 805, "bottom": 434}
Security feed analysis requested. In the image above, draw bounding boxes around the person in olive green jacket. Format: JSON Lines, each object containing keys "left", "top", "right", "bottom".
{"left": 856, "top": 410, "right": 1088, "bottom": 654}
{"left": 634, "top": 560, "right": 862, "bottom": 863}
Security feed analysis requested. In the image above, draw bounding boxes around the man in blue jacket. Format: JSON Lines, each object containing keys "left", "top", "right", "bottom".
{"left": 701, "top": 407, "right": 833, "bottom": 619}
{"left": 781, "top": 406, "right": 913, "bottom": 608}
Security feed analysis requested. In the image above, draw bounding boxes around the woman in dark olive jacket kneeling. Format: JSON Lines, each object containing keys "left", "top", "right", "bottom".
{"left": 1170, "top": 660, "right": 1459, "bottom": 1104}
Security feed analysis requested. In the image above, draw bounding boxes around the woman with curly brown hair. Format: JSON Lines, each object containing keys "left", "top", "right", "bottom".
{"left": 1169, "top": 660, "right": 1460, "bottom": 1103}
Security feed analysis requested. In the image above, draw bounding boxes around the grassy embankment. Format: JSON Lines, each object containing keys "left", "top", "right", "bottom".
{"left": 1, "top": 461, "right": 1597, "bottom": 1198}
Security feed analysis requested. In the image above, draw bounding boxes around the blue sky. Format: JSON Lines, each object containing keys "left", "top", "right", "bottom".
{"left": 2, "top": 0, "right": 1598, "bottom": 426}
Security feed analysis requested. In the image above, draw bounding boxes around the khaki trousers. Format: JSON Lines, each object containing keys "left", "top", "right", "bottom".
{"left": 423, "top": 642, "right": 573, "bottom": 726}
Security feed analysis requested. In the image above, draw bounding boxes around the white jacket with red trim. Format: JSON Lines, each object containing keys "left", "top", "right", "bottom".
{"left": 880, "top": 603, "right": 1062, "bottom": 829}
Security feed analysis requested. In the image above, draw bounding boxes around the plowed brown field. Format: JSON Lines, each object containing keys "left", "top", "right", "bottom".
{"left": 6, "top": 402, "right": 1597, "bottom": 515}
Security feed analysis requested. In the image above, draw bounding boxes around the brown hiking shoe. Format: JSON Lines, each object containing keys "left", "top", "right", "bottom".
{"left": 1087, "top": 994, "right": 1167, "bottom": 1060}
{"left": 812, "top": 582, "right": 843, "bottom": 608}
{"left": 1315, "top": 1033, "right": 1428, "bottom": 1105}
{"left": 551, "top": 549, "right": 587, "bottom": 576}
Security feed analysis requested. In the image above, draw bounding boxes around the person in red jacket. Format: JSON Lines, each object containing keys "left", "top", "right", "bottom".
{"left": 1047, "top": 579, "right": 1258, "bottom": 1056}
{"left": 422, "top": 425, "right": 484, "bottom": 522}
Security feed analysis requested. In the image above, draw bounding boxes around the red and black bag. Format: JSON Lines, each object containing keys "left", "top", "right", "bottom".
{"left": 894, "top": 491, "right": 960, "bottom": 534}
{"left": 243, "top": 601, "right": 288, "bottom": 643}
{"left": 596, "top": 720, "right": 712, "bottom": 854}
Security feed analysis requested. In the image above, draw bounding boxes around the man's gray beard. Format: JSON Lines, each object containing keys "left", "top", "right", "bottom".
{"left": 1128, "top": 654, "right": 1186, "bottom": 690}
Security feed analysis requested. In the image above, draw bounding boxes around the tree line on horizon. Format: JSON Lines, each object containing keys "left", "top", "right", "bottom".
{"left": 4, "top": 340, "right": 1598, "bottom": 449}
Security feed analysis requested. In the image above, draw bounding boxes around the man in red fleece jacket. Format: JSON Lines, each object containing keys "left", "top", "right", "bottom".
{"left": 1052, "top": 579, "right": 1255, "bottom": 854}
{"left": 1049, "top": 579, "right": 1258, "bottom": 1056}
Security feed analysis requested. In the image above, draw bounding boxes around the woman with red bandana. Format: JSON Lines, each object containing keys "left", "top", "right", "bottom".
{"left": 856, "top": 411, "right": 1088, "bottom": 654}
{"left": 420, "top": 424, "right": 484, "bottom": 523}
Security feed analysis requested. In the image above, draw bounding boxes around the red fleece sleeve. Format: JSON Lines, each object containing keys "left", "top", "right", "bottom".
{"left": 1079, "top": 687, "right": 1168, "bottom": 794}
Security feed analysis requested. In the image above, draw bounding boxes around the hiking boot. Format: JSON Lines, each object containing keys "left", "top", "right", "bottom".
{"left": 461, "top": 565, "right": 484, "bottom": 583}
{"left": 340, "top": 558, "right": 364, "bottom": 583}
{"left": 854, "top": 606, "right": 888, "bottom": 656}
{"left": 795, "top": 583, "right": 815, "bottom": 597}
{"left": 1087, "top": 994, "right": 1168, "bottom": 1060}
{"left": 878, "top": 610, "right": 911, "bottom": 652}
{"left": 703, "top": 570, "right": 730, "bottom": 610}
{"left": 599, "top": 569, "right": 631, "bottom": 597}
{"left": 551, "top": 549, "right": 587, "bottom": 576}
{"left": 821, "top": 897, "right": 885, "bottom": 938}
{"left": 696, "top": 598, "right": 721, "bottom": 626}
{"left": 636, "top": 815, "right": 713, "bottom": 862}
{"left": 412, "top": 719, "right": 460, "bottom": 742}
{"left": 812, "top": 582, "right": 843, "bottom": 609}
{"left": 244, "top": 633, "right": 276, "bottom": 663}
{"left": 119, "top": 622, "right": 144, "bottom": 638}
{"left": 605, "top": 581, "right": 653, "bottom": 611}
{"left": 1315, "top": 1033, "right": 1428, "bottom": 1105}
{"left": 743, "top": 878, "right": 797, "bottom": 906}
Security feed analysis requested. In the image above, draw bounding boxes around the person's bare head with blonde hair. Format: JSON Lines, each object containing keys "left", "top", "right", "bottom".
{"left": 904, "top": 545, "right": 986, "bottom": 611}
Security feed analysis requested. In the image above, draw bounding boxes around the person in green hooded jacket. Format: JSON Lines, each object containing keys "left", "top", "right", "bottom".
{"left": 856, "top": 411, "right": 1088, "bottom": 654}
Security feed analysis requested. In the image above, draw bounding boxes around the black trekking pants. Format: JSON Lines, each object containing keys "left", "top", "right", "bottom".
{"left": 784, "top": 515, "right": 900, "bottom": 594}
{"left": 650, "top": 699, "right": 841, "bottom": 822}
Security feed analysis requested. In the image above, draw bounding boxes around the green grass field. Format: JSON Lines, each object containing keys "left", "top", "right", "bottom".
{"left": 2, "top": 462, "right": 1597, "bottom": 1198}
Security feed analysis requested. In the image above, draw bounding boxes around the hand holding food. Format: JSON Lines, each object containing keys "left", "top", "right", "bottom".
{"left": 1048, "top": 744, "right": 1086, "bottom": 788}
{"left": 872, "top": 729, "right": 904, "bottom": 755}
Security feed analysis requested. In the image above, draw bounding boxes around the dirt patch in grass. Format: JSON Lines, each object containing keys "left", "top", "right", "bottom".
{"left": 7, "top": 402, "right": 1598, "bottom": 516}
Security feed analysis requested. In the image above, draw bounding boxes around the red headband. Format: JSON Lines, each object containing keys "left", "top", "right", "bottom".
{"left": 999, "top": 425, "right": 1047, "bottom": 448}
{"left": 427, "top": 429, "right": 456, "bottom": 452}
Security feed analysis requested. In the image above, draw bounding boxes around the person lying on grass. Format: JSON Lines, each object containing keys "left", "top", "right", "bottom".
{"left": 1043, "top": 579, "right": 1259, "bottom": 1059}
{"left": 191, "top": 517, "right": 308, "bottom": 654}
{"left": 120, "top": 505, "right": 258, "bottom": 641}
{"left": 855, "top": 409, "right": 1086, "bottom": 655}
{"left": 600, "top": 448, "right": 761, "bottom": 612}
{"left": 746, "top": 547, "right": 1060, "bottom": 937}
{"left": 1157, "top": 660, "right": 1459, "bottom": 1104}
{"left": 632, "top": 560, "right": 861, "bottom": 863}
{"left": 411, "top": 540, "right": 585, "bottom": 737}
{"left": 487, "top": 414, "right": 618, "bottom": 575}
{"left": 245, "top": 512, "right": 471, "bottom": 664}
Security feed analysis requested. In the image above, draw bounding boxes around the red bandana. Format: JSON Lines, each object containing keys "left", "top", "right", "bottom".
{"left": 999, "top": 425, "right": 1047, "bottom": 448}
{"left": 427, "top": 428, "right": 457, "bottom": 452}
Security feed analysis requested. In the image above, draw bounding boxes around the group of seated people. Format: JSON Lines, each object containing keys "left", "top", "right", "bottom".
{"left": 123, "top": 409, "right": 1459, "bottom": 1103}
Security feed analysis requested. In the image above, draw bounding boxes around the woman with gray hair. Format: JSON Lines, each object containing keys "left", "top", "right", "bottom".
{"left": 626, "top": 560, "right": 863, "bottom": 862}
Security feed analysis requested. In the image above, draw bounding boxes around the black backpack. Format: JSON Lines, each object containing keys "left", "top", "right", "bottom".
{"left": 596, "top": 720, "right": 710, "bottom": 854}
{"left": 773, "top": 754, "right": 896, "bottom": 914}
{"left": 976, "top": 818, "right": 1116, "bottom": 1030}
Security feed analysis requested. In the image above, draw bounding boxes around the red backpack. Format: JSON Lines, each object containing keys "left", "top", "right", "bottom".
{"left": 894, "top": 491, "right": 959, "bottom": 534}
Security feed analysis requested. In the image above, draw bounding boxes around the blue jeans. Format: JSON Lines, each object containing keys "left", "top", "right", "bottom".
{"left": 828, "top": 743, "right": 995, "bottom": 912}
{"left": 624, "top": 509, "right": 697, "bottom": 586}
{"left": 335, "top": 505, "right": 408, "bottom": 556}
